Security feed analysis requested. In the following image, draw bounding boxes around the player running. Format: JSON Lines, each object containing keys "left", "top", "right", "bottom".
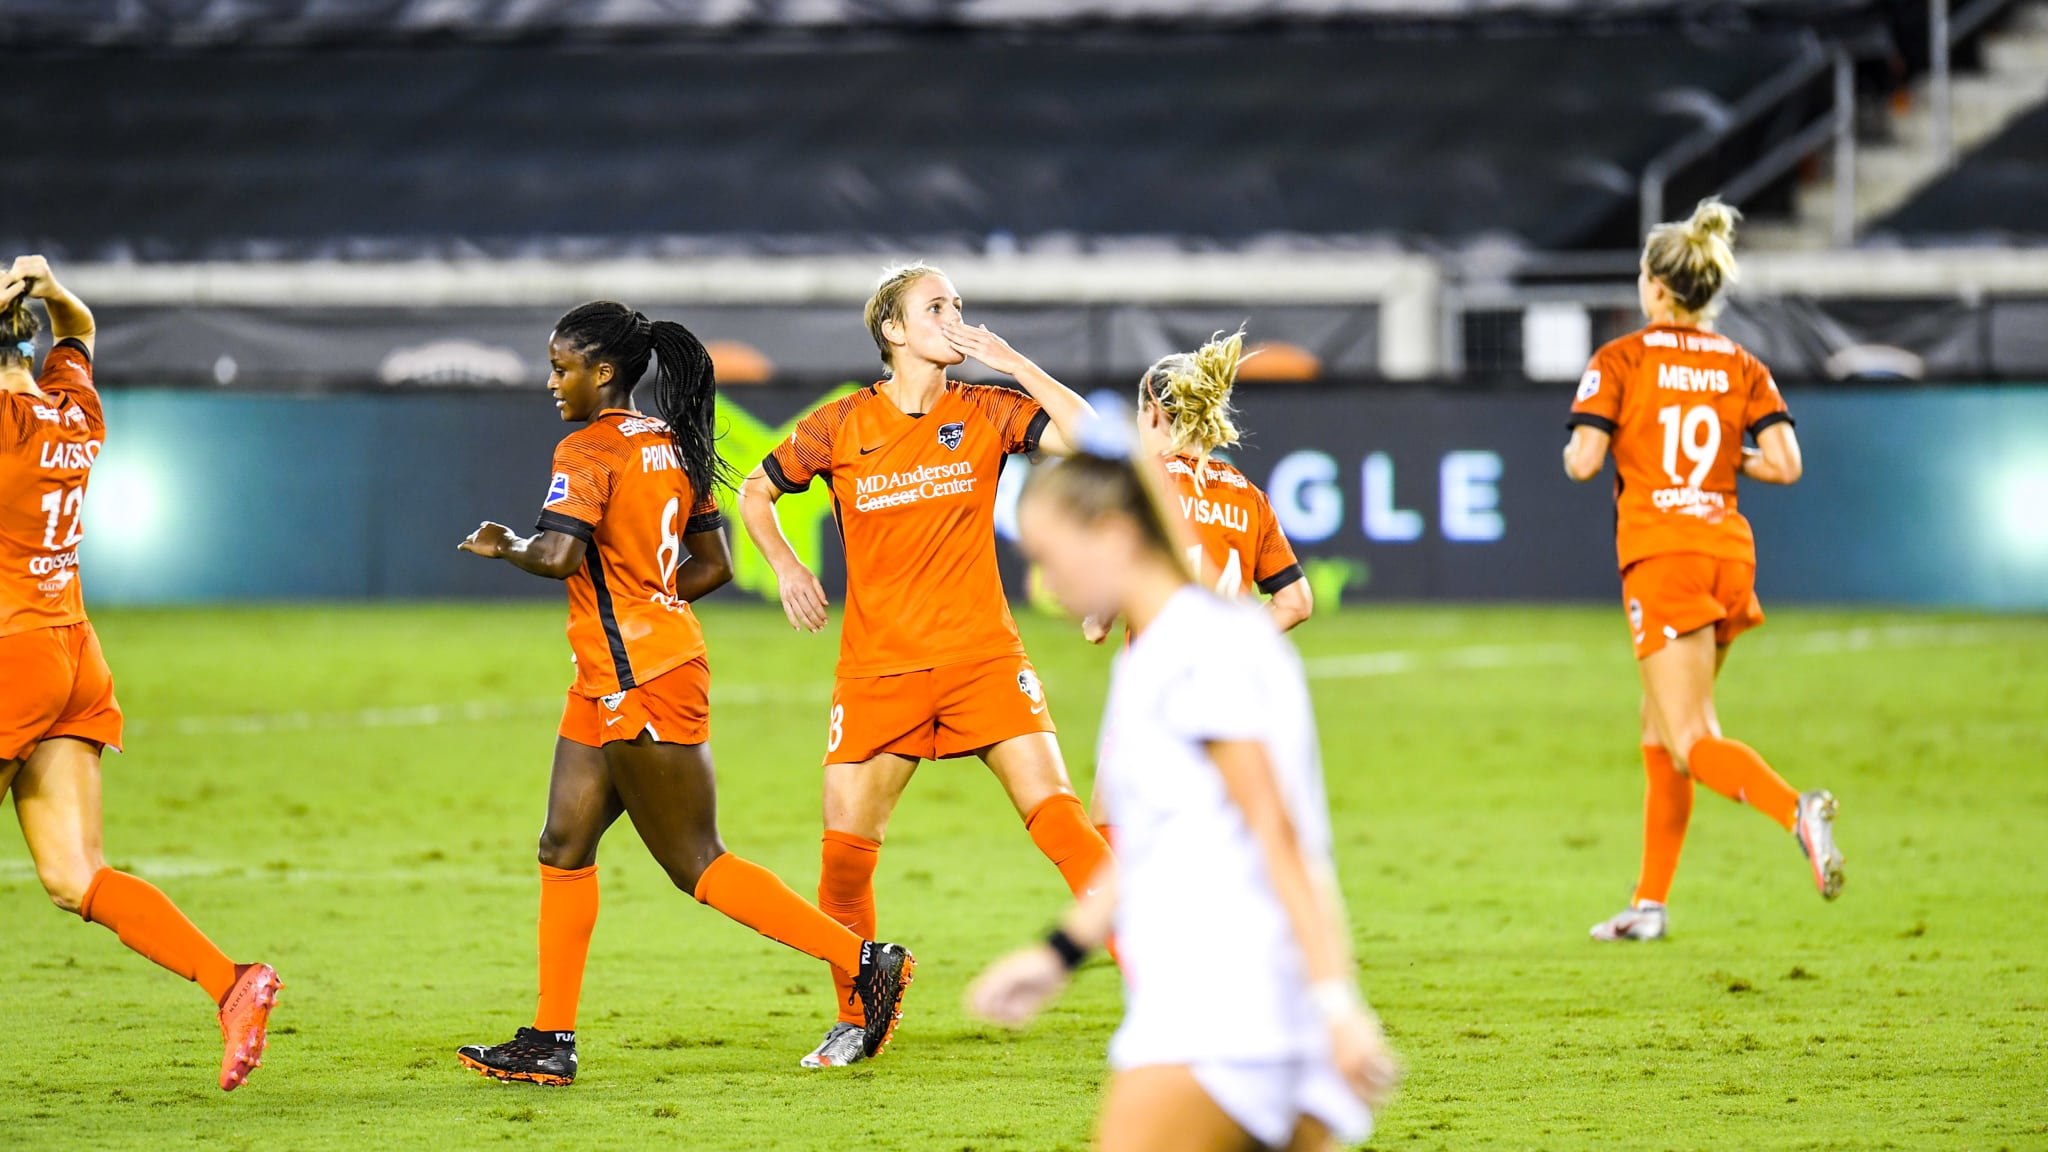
{"left": 1564, "top": 199, "right": 1844, "bottom": 943}
{"left": 737, "top": 264, "right": 1113, "bottom": 1067}
{"left": 968, "top": 441, "right": 1397, "bottom": 1152}
{"left": 1081, "top": 327, "right": 1311, "bottom": 645}
{"left": 0, "top": 256, "right": 281, "bottom": 1092}
{"left": 455, "top": 302, "right": 912, "bottom": 1085}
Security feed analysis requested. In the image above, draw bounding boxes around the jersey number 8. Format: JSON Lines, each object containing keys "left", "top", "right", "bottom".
{"left": 656, "top": 497, "right": 681, "bottom": 594}
{"left": 1656, "top": 404, "right": 1722, "bottom": 489}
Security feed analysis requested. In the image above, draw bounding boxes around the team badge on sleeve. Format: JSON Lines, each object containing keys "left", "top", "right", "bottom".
{"left": 1576, "top": 370, "right": 1601, "bottom": 401}
{"left": 546, "top": 472, "right": 571, "bottom": 505}
{"left": 938, "top": 421, "right": 965, "bottom": 451}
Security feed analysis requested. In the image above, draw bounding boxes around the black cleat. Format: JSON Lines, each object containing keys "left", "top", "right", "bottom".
{"left": 457, "top": 1027, "right": 578, "bottom": 1086}
{"left": 852, "top": 942, "right": 916, "bottom": 1059}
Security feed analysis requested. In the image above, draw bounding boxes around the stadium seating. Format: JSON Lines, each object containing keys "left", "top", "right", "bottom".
{"left": 1872, "top": 100, "right": 2048, "bottom": 243}
{"left": 3, "top": 31, "right": 1810, "bottom": 259}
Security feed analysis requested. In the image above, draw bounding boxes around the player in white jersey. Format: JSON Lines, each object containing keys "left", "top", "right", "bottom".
{"left": 968, "top": 444, "right": 1397, "bottom": 1152}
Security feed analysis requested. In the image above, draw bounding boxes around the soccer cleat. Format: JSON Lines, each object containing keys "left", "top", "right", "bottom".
{"left": 1795, "top": 789, "right": 1845, "bottom": 900}
{"left": 217, "top": 962, "right": 282, "bottom": 1092}
{"left": 798, "top": 1021, "right": 868, "bottom": 1069}
{"left": 1589, "top": 901, "right": 1668, "bottom": 942}
{"left": 457, "top": 1027, "right": 578, "bottom": 1086}
{"left": 852, "top": 941, "right": 916, "bottom": 1059}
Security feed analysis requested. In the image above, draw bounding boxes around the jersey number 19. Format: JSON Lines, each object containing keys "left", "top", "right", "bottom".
{"left": 1656, "top": 404, "right": 1722, "bottom": 489}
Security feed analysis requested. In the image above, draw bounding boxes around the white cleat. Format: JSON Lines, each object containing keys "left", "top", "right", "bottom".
{"left": 798, "top": 1021, "right": 867, "bottom": 1069}
{"left": 1590, "top": 901, "right": 1668, "bottom": 941}
{"left": 1795, "top": 789, "right": 1845, "bottom": 900}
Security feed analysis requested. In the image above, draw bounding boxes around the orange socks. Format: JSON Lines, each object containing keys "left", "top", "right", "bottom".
{"left": 79, "top": 868, "right": 238, "bottom": 1005}
{"left": 533, "top": 863, "right": 599, "bottom": 1033}
{"left": 1686, "top": 736, "right": 1799, "bottom": 831}
{"left": 693, "top": 852, "right": 865, "bottom": 977}
{"left": 1026, "top": 794, "right": 1114, "bottom": 897}
{"left": 1634, "top": 745, "right": 1693, "bottom": 906}
{"left": 818, "top": 831, "right": 881, "bottom": 1026}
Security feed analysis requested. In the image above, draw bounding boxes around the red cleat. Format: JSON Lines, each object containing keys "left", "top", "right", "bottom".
{"left": 217, "top": 963, "right": 282, "bottom": 1092}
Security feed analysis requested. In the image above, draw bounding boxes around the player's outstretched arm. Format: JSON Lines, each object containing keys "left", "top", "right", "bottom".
{"left": 457, "top": 522, "right": 585, "bottom": 579}
{"left": 737, "top": 468, "right": 829, "bottom": 632}
{"left": 1561, "top": 425, "right": 1609, "bottom": 482}
{"left": 965, "top": 865, "right": 1119, "bottom": 1028}
{"left": 2, "top": 255, "right": 94, "bottom": 357}
{"left": 941, "top": 320, "right": 1097, "bottom": 456}
{"left": 1741, "top": 423, "right": 1803, "bottom": 485}
{"left": 1209, "top": 738, "right": 1399, "bottom": 1109}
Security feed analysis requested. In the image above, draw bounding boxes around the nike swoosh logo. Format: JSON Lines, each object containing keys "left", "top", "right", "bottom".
{"left": 859, "top": 444, "right": 884, "bottom": 456}
{"left": 605, "top": 716, "right": 625, "bottom": 726}
{"left": 1029, "top": 703, "right": 1046, "bottom": 716}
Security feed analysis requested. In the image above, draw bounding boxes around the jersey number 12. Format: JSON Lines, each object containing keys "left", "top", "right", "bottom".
{"left": 41, "top": 485, "right": 85, "bottom": 550}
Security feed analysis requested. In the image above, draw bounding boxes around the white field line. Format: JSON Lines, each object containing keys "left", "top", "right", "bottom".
{"left": 0, "top": 857, "right": 532, "bottom": 885}
{"left": 124, "top": 681, "right": 831, "bottom": 738}
{"left": 1302, "top": 622, "right": 2023, "bottom": 679}
{"left": 117, "top": 622, "right": 2027, "bottom": 736}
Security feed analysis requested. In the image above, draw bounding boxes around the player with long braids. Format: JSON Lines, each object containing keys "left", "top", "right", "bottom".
{"left": 0, "top": 256, "right": 282, "bottom": 1092}
{"left": 738, "top": 264, "right": 1113, "bottom": 1067}
{"left": 1564, "top": 200, "right": 1845, "bottom": 942}
{"left": 455, "top": 302, "right": 912, "bottom": 1085}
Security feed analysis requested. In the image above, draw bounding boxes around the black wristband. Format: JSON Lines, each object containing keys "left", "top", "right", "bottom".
{"left": 1046, "top": 927, "right": 1089, "bottom": 971}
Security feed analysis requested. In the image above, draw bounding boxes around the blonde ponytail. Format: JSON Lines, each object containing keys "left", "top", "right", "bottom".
{"left": 1644, "top": 197, "right": 1741, "bottom": 317}
{"left": 1140, "top": 328, "right": 1249, "bottom": 484}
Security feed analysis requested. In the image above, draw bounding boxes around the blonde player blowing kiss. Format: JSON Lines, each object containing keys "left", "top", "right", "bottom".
{"left": 968, "top": 429, "right": 1397, "bottom": 1152}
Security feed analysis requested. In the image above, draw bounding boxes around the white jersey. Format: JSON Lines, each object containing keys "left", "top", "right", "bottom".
{"left": 1101, "top": 586, "right": 1338, "bottom": 1068}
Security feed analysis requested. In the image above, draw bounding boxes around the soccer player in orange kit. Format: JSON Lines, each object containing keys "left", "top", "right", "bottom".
{"left": 455, "top": 302, "right": 912, "bottom": 1085}
{"left": 0, "top": 256, "right": 281, "bottom": 1092}
{"left": 1082, "top": 327, "right": 1313, "bottom": 642}
{"left": 1078, "top": 328, "right": 1314, "bottom": 851}
{"left": 1563, "top": 200, "right": 1845, "bottom": 942}
{"left": 737, "top": 264, "right": 1113, "bottom": 1067}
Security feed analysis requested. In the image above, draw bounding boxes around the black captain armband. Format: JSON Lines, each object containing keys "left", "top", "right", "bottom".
{"left": 1046, "top": 927, "right": 1090, "bottom": 971}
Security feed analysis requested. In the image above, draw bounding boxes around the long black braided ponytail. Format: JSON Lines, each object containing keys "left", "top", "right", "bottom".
{"left": 553, "top": 301, "right": 740, "bottom": 498}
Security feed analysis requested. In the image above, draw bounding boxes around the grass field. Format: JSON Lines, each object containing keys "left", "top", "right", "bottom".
{"left": 1, "top": 602, "right": 2043, "bottom": 1151}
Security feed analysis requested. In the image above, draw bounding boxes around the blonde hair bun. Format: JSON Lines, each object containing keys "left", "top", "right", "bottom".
{"left": 1644, "top": 197, "right": 1742, "bottom": 317}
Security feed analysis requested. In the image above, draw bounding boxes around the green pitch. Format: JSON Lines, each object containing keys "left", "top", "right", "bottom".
{"left": 2, "top": 603, "right": 2043, "bottom": 1151}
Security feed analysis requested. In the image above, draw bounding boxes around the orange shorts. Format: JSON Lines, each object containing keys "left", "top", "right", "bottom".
{"left": 0, "top": 621, "right": 124, "bottom": 762}
{"left": 825, "top": 652, "right": 1056, "bottom": 765}
{"left": 558, "top": 657, "right": 711, "bottom": 748}
{"left": 1621, "top": 554, "right": 1765, "bottom": 659}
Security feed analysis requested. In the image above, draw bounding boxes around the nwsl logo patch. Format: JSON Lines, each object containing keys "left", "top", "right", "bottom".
{"left": 546, "top": 472, "right": 571, "bottom": 505}
{"left": 937, "top": 422, "right": 965, "bottom": 451}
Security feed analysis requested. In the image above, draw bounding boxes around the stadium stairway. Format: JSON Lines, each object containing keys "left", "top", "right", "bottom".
{"left": 1746, "top": 0, "right": 2048, "bottom": 248}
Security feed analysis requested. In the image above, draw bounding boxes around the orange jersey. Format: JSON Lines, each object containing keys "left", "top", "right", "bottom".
{"left": 1569, "top": 323, "right": 1792, "bottom": 570}
{"left": 537, "top": 409, "right": 725, "bottom": 698}
{"left": 765, "top": 381, "right": 1047, "bottom": 678}
{"left": 0, "top": 341, "right": 101, "bottom": 637}
{"left": 1162, "top": 454, "right": 1302, "bottom": 599}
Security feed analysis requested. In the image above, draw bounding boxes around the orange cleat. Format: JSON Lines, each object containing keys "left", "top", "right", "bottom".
{"left": 217, "top": 963, "right": 282, "bottom": 1092}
